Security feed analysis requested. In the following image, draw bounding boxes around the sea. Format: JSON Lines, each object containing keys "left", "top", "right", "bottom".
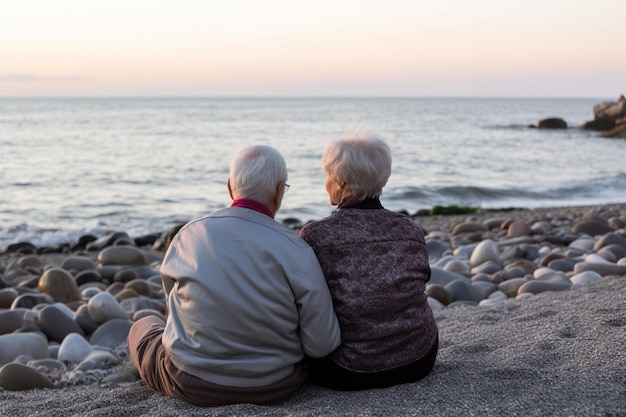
{"left": 1, "top": 97, "right": 625, "bottom": 250}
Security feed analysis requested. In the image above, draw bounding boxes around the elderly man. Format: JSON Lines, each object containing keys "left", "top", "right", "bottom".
{"left": 128, "top": 144, "right": 341, "bottom": 406}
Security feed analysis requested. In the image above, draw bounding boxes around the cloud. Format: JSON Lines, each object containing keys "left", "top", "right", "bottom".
{"left": 0, "top": 73, "right": 90, "bottom": 82}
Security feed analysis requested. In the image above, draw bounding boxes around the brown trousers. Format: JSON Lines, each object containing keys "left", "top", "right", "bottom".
{"left": 127, "top": 315, "right": 307, "bottom": 407}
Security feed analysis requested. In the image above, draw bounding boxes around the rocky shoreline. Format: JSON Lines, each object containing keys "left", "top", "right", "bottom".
{"left": 1, "top": 203, "right": 625, "bottom": 415}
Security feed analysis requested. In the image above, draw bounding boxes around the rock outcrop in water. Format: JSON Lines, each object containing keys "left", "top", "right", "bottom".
{"left": 582, "top": 94, "right": 626, "bottom": 138}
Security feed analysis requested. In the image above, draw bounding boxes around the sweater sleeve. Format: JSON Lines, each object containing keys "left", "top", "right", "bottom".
{"left": 289, "top": 246, "right": 341, "bottom": 358}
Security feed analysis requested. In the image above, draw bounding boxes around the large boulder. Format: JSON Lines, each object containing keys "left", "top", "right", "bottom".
{"left": 582, "top": 95, "right": 626, "bottom": 132}
{"left": 532, "top": 117, "right": 567, "bottom": 129}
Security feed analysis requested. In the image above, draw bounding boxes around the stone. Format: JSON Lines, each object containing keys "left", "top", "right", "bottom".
{"left": 568, "top": 237, "right": 597, "bottom": 252}
{"left": 125, "top": 279, "right": 153, "bottom": 297}
{"left": 0, "top": 288, "right": 19, "bottom": 309}
{"left": 570, "top": 271, "right": 603, "bottom": 286}
{"left": 498, "top": 277, "right": 532, "bottom": 298}
{"left": 426, "top": 284, "right": 452, "bottom": 306}
{"left": 427, "top": 297, "right": 446, "bottom": 312}
{"left": 61, "top": 256, "right": 97, "bottom": 272}
{"left": 573, "top": 262, "right": 626, "bottom": 277}
{"left": 471, "top": 281, "right": 497, "bottom": 299}
{"left": 547, "top": 258, "right": 577, "bottom": 273}
{"left": 430, "top": 267, "right": 468, "bottom": 286}
{"left": 443, "top": 259, "right": 470, "bottom": 275}
{"left": 426, "top": 240, "right": 450, "bottom": 262}
{"left": 445, "top": 279, "right": 485, "bottom": 303}
{"left": 113, "top": 268, "right": 139, "bottom": 283}
{"left": 506, "top": 221, "right": 531, "bottom": 238}
{"left": 98, "top": 246, "right": 148, "bottom": 266}
{"left": 572, "top": 220, "right": 613, "bottom": 236}
{"left": 37, "top": 305, "right": 85, "bottom": 343}
{"left": 452, "top": 222, "right": 488, "bottom": 235}
{"left": 74, "top": 304, "right": 100, "bottom": 336}
{"left": 0, "top": 333, "right": 49, "bottom": 366}
{"left": 86, "top": 231, "right": 131, "bottom": 251}
{"left": 469, "top": 239, "right": 500, "bottom": 267}
{"left": 57, "top": 333, "right": 93, "bottom": 363}
{"left": 10, "top": 293, "right": 54, "bottom": 310}
{"left": 87, "top": 291, "right": 129, "bottom": 323}
{"left": 114, "top": 288, "right": 140, "bottom": 302}
{"left": 517, "top": 280, "right": 572, "bottom": 295}
{"left": 0, "top": 310, "right": 25, "bottom": 335}
{"left": 0, "top": 363, "right": 56, "bottom": 390}
{"left": 16, "top": 255, "right": 43, "bottom": 270}
{"left": 38, "top": 267, "right": 81, "bottom": 303}
{"left": 89, "top": 318, "right": 132, "bottom": 348}
{"left": 74, "top": 269, "right": 102, "bottom": 286}
{"left": 536, "top": 117, "right": 567, "bottom": 129}
{"left": 470, "top": 260, "right": 501, "bottom": 275}
{"left": 593, "top": 233, "right": 626, "bottom": 251}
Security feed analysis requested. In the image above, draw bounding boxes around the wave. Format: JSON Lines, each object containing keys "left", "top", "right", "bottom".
{"left": 388, "top": 173, "right": 626, "bottom": 210}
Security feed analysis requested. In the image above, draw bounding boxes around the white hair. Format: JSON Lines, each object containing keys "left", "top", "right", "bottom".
{"left": 323, "top": 132, "right": 392, "bottom": 200}
{"left": 229, "top": 145, "right": 287, "bottom": 205}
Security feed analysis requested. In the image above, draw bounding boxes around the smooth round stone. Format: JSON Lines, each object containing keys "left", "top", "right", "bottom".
{"left": 619, "top": 258, "right": 626, "bottom": 266}
{"left": 547, "top": 258, "right": 577, "bottom": 273}
{"left": 452, "top": 222, "right": 488, "bottom": 235}
{"left": 98, "top": 246, "right": 148, "bottom": 266}
{"left": 38, "top": 267, "right": 81, "bottom": 303}
{"left": 28, "top": 358, "right": 66, "bottom": 373}
{"left": 470, "top": 273, "right": 491, "bottom": 283}
{"left": 530, "top": 220, "right": 552, "bottom": 234}
{"left": 447, "top": 300, "right": 478, "bottom": 308}
{"left": 502, "top": 266, "right": 526, "bottom": 279}
{"left": 81, "top": 287, "right": 102, "bottom": 298}
{"left": 113, "top": 269, "right": 139, "bottom": 283}
{"left": 0, "top": 310, "right": 25, "bottom": 334}
{"left": 0, "top": 363, "right": 56, "bottom": 391}
{"left": 573, "top": 262, "right": 626, "bottom": 277}
{"left": 10, "top": 293, "right": 54, "bottom": 310}
{"left": 132, "top": 308, "right": 166, "bottom": 322}
{"left": 443, "top": 259, "right": 470, "bottom": 275}
{"left": 470, "top": 260, "right": 501, "bottom": 275}
{"left": 505, "top": 259, "right": 537, "bottom": 275}
{"left": 568, "top": 237, "right": 597, "bottom": 252}
{"left": 535, "top": 271, "right": 571, "bottom": 284}
{"left": 498, "top": 278, "right": 532, "bottom": 298}
{"left": 86, "top": 231, "right": 131, "bottom": 251}
{"left": 88, "top": 291, "right": 130, "bottom": 323}
{"left": 598, "top": 244, "right": 626, "bottom": 261}
{"left": 515, "top": 292, "right": 535, "bottom": 301}
{"left": 471, "top": 281, "right": 497, "bottom": 299}
{"left": 517, "top": 280, "right": 572, "bottom": 295}
{"left": 487, "top": 290, "right": 508, "bottom": 300}
{"left": 89, "top": 319, "right": 132, "bottom": 348}
{"left": 427, "top": 297, "right": 446, "bottom": 312}
{"left": 584, "top": 253, "right": 613, "bottom": 264}
{"left": 75, "top": 269, "right": 102, "bottom": 286}
{"left": 97, "top": 265, "right": 125, "bottom": 282}
{"left": 426, "top": 284, "right": 452, "bottom": 306}
{"left": 500, "top": 245, "right": 524, "bottom": 263}
{"left": 81, "top": 350, "right": 119, "bottom": 368}
{"left": 570, "top": 271, "right": 603, "bottom": 286}
{"left": 57, "top": 333, "right": 93, "bottom": 363}
{"left": 114, "top": 288, "right": 140, "bottom": 303}
{"left": 16, "top": 255, "right": 43, "bottom": 270}
{"left": 445, "top": 279, "right": 485, "bottom": 303}
{"left": 572, "top": 220, "right": 613, "bottom": 236}
{"left": 430, "top": 267, "right": 468, "bottom": 286}
{"left": 469, "top": 239, "right": 501, "bottom": 267}
{"left": 125, "top": 279, "right": 153, "bottom": 297}
{"left": 74, "top": 304, "right": 100, "bottom": 336}
{"left": 453, "top": 245, "right": 476, "bottom": 260}
{"left": 478, "top": 297, "right": 507, "bottom": 307}
{"left": 0, "top": 288, "right": 19, "bottom": 309}
{"left": 483, "top": 217, "right": 505, "bottom": 230}
{"left": 426, "top": 240, "right": 450, "bottom": 262}
{"left": 134, "top": 266, "right": 161, "bottom": 279}
{"left": 0, "top": 333, "right": 49, "bottom": 366}
{"left": 37, "top": 305, "right": 85, "bottom": 342}
{"left": 593, "top": 233, "right": 626, "bottom": 251}
{"left": 506, "top": 221, "right": 531, "bottom": 238}
{"left": 432, "top": 255, "right": 459, "bottom": 269}
{"left": 61, "top": 256, "right": 97, "bottom": 272}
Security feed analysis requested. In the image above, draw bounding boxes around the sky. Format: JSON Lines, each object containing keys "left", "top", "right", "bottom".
{"left": 1, "top": 0, "right": 625, "bottom": 98}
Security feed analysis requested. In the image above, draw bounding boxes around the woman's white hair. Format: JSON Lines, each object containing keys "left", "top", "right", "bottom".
{"left": 323, "top": 132, "right": 392, "bottom": 200}
{"left": 229, "top": 145, "right": 287, "bottom": 204}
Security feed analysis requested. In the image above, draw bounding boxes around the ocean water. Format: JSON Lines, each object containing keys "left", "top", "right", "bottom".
{"left": 1, "top": 97, "right": 625, "bottom": 249}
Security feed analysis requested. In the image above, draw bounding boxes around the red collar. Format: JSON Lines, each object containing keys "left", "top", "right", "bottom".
{"left": 230, "top": 199, "right": 274, "bottom": 218}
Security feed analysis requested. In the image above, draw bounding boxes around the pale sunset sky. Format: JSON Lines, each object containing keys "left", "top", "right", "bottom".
{"left": 1, "top": 0, "right": 624, "bottom": 98}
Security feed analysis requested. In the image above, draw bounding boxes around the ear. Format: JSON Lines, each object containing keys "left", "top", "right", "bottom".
{"left": 272, "top": 180, "right": 285, "bottom": 212}
{"left": 227, "top": 179, "right": 234, "bottom": 200}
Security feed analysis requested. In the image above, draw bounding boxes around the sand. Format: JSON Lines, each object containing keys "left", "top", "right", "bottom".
{"left": 1, "top": 204, "right": 625, "bottom": 416}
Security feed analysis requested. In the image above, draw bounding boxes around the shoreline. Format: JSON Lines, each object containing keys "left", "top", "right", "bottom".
{"left": 1, "top": 202, "right": 625, "bottom": 416}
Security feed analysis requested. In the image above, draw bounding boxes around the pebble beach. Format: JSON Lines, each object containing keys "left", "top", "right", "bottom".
{"left": 1, "top": 203, "right": 625, "bottom": 416}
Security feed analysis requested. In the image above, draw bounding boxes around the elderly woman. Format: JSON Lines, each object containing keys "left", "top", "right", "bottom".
{"left": 299, "top": 133, "right": 438, "bottom": 391}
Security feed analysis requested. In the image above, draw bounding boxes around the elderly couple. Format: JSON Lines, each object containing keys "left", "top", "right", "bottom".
{"left": 127, "top": 133, "right": 439, "bottom": 406}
